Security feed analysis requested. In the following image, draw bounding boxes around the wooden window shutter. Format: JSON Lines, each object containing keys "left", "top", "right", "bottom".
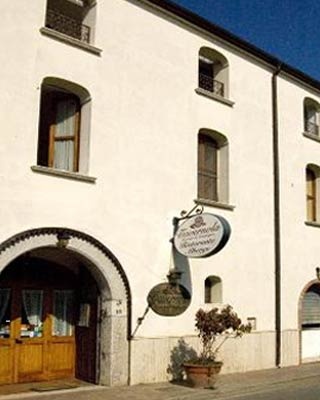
{"left": 198, "top": 134, "right": 218, "bottom": 201}
{"left": 306, "top": 169, "right": 316, "bottom": 222}
{"left": 48, "top": 94, "right": 80, "bottom": 172}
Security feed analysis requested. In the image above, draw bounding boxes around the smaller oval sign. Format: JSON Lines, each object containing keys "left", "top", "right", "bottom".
{"left": 173, "top": 213, "right": 231, "bottom": 258}
{"left": 147, "top": 283, "right": 191, "bottom": 316}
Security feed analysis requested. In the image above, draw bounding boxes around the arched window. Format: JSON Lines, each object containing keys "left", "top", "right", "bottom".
{"left": 306, "top": 165, "right": 320, "bottom": 222}
{"left": 198, "top": 129, "right": 228, "bottom": 203}
{"left": 204, "top": 276, "right": 222, "bottom": 303}
{"left": 304, "top": 98, "right": 320, "bottom": 136}
{"left": 302, "top": 284, "right": 320, "bottom": 327}
{"left": 45, "top": 0, "right": 97, "bottom": 44}
{"left": 198, "top": 47, "right": 229, "bottom": 98}
{"left": 37, "top": 77, "right": 91, "bottom": 174}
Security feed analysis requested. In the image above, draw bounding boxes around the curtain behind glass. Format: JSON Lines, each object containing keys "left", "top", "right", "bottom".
{"left": 54, "top": 99, "right": 77, "bottom": 171}
{"left": 52, "top": 290, "right": 74, "bottom": 336}
{"left": 22, "top": 290, "right": 43, "bottom": 327}
{"left": 54, "top": 140, "right": 74, "bottom": 171}
{"left": 0, "top": 289, "right": 10, "bottom": 324}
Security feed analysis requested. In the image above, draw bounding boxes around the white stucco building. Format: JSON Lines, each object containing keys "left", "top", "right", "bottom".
{"left": 1, "top": 0, "right": 320, "bottom": 387}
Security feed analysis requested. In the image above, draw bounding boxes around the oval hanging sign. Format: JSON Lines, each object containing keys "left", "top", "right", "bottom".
{"left": 147, "top": 283, "right": 191, "bottom": 316}
{"left": 173, "top": 213, "right": 231, "bottom": 258}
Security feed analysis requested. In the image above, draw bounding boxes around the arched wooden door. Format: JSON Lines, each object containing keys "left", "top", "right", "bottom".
{"left": 0, "top": 258, "right": 97, "bottom": 385}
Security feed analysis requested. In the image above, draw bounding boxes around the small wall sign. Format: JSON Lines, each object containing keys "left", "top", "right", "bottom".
{"left": 147, "top": 283, "right": 191, "bottom": 316}
{"left": 173, "top": 213, "right": 231, "bottom": 258}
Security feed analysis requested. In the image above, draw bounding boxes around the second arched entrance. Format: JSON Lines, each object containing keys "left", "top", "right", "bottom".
{"left": 301, "top": 282, "right": 320, "bottom": 362}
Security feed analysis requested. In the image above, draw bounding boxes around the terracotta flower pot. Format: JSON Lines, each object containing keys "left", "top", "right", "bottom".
{"left": 183, "top": 361, "right": 223, "bottom": 388}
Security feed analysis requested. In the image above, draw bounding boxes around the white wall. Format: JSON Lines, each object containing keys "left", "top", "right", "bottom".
{"left": 4, "top": 0, "right": 317, "bottom": 380}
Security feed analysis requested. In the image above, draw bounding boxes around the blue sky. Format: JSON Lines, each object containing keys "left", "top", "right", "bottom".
{"left": 171, "top": 0, "right": 320, "bottom": 81}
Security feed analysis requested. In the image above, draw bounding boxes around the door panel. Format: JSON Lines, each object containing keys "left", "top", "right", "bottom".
{"left": 0, "top": 260, "right": 98, "bottom": 385}
{"left": 75, "top": 300, "right": 97, "bottom": 383}
{"left": 17, "top": 342, "right": 45, "bottom": 381}
{"left": 0, "top": 340, "right": 13, "bottom": 384}
{"left": 48, "top": 341, "right": 75, "bottom": 376}
{"left": 0, "top": 288, "right": 13, "bottom": 384}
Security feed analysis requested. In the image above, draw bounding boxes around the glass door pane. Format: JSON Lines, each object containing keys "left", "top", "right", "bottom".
{"left": 20, "top": 290, "right": 43, "bottom": 338}
{"left": 52, "top": 290, "right": 74, "bottom": 336}
{"left": 0, "top": 288, "right": 11, "bottom": 338}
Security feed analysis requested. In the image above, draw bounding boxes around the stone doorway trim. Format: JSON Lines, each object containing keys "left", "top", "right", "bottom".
{"left": 0, "top": 227, "right": 131, "bottom": 386}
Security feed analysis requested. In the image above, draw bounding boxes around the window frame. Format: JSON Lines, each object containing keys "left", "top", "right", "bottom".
{"left": 37, "top": 77, "right": 91, "bottom": 176}
{"left": 304, "top": 98, "right": 320, "bottom": 137}
{"left": 198, "top": 134, "right": 218, "bottom": 202}
{"left": 48, "top": 94, "right": 81, "bottom": 172}
{"left": 198, "top": 47, "right": 229, "bottom": 99}
{"left": 197, "top": 129, "right": 229, "bottom": 205}
{"left": 306, "top": 167, "right": 317, "bottom": 222}
{"left": 45, "top": 0, "right": 96, "bottom": 45}
{"left": 204, "top": 276, "right": 222, "bottom": 304}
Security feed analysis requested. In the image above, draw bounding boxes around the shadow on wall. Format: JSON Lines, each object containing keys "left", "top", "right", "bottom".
{"left": 167, "top": 339, "right": 197, "bottom": 382}
{"left": 172, "top": 248, "right": 192, "bottom": 295}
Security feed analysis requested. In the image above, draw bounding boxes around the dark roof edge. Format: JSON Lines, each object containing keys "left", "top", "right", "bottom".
{"left": 145, "top": 0, "right": 320, "bottom": 92}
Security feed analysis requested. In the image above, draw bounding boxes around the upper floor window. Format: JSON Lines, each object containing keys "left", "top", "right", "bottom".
{"left": 306, "top": 165, "right": 319, "bottom": 222}
{"left": 198, "top": 130, "right": 229, "bottom": 204}
{"left": 37, "top": 77, "right": 91, "bottom": 174}
{"left": 45, "top": 0, "right": 96, "bottom": 44}
{"left": 198, "top": 47, "right": 229, "bottom": 98}
{"left": 204, "top": 276, "right": 222, "bottom": 303}
{"left": 304, "top": 98, "right": 320, "bottom": 137}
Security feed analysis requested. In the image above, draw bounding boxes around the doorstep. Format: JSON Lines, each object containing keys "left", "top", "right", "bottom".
{"left": 0, "top": 379, "right": 93, "bottom": 398}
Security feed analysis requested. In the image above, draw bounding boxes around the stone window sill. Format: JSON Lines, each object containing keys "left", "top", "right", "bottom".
{"left": 303, "top": 131, "right": 320, "bottom": 143}
{"left": 40, "top": 27, "right": 102, "bottom": 56}
{"left": 194, "top": 198, "right": 235, "bottom": 211}
{"left": 305, "top": 220, "right": 320, "bottom": 228}
{"left": 195, "top": 88, "right": 235, "bottom": 107}
{"left": 31, "top": 165, "right": 96, "bottom": 183}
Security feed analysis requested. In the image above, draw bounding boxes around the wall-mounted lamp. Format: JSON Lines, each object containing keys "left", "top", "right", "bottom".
{"left": 56, "top": 232, "right": 70, "bottom": 248}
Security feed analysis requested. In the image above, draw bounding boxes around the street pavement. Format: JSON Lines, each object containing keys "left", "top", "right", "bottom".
{"left": 2, "top": 362, "right": 320, "bottom": 400}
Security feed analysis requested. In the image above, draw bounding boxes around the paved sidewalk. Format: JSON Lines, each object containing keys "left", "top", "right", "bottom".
{"left": 2, "top": 363, "right": 320, "bottom": 400}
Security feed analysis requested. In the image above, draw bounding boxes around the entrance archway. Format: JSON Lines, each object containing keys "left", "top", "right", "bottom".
{"left": 300, "top": 280, "right": 320, "bottom": 362}
{"left": 0, "top": 228, "right": 131, "bottom": 386}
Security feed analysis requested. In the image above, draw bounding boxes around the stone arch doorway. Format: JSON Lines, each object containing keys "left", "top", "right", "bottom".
{"left": 0, "top": 228, "right": 131, "bottom": 386}
{"left": 300, "top": 280, "right": 320, "bottom": 363}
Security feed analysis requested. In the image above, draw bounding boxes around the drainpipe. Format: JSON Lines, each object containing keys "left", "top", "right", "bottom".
{"left": 272, "top": 63, "right": 282, "bottom": 368}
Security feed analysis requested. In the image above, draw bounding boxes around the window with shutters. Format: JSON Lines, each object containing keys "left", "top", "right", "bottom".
{"left": 304, "top": 98, "right": 320, "bottom": 137}
{"left": 204, "top": 276, "right": 222, "bottom": 304}
{"left": 306, "top": 165, "right": 320, "bottom": 223}
{"left": 197, "top": 129, "right": 229, "bottom": 204}
{"left": 302, "top": 285, "right": 320, "bottom": 328}
{"left": 198, "top": 47, "right": 229, "bottom": 99}
{"left": 37, "top": 77, "right": 91, "bottom": 174}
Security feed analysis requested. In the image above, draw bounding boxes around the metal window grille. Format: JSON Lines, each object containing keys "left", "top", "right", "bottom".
{"left": 46, "top": 8, "right": 90, "bottom": 43}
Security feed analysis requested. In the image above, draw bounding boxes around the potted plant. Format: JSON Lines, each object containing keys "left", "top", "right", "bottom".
{"left": 183, "top": 305, "right": 251, "bottom": 388}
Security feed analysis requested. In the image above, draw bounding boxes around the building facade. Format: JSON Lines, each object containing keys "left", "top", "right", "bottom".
{"left": 1, "top": 0, "right": 320, "bottom": 386}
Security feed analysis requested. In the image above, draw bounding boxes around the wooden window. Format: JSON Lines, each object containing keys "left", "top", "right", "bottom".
{"left": 307, "top": 168, "right": 316, "bottom": 222}
{"left": 198, "top": 134, "right": 218, "bottom": 201}
{"left": 38, "top": 88, "right": 80, "bottom": 172}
